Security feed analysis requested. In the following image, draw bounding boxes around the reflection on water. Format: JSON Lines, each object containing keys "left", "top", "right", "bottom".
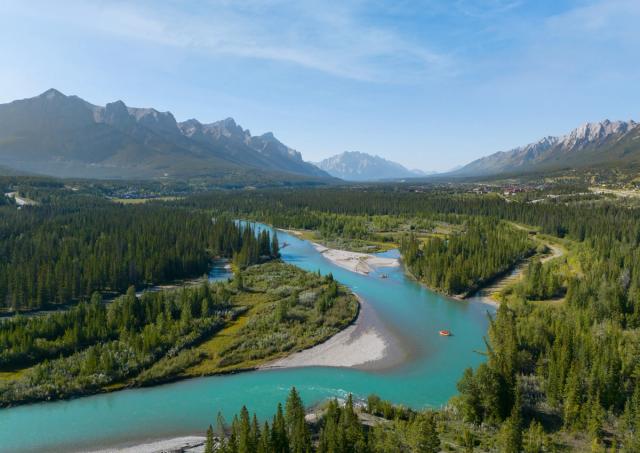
{"left": 208, "top": 259, "right": 233, "bottom": 282}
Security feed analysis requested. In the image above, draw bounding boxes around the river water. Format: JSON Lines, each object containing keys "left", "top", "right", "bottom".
{"left": 0, "top": 225, "right": 494, "bottom": 452}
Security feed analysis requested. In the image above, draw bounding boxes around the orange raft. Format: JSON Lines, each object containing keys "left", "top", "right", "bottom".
{"left": 439, "top": 330, "right": 452, "bottom": 336}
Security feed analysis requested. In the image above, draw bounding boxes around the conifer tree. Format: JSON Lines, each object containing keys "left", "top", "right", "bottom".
{"left": 586, "top": 392, "right": 605, "bottom": 442}
{"left": 205, "top": 424, "right": 215, "bottom": 453}
{"left": 238, "top": 406, "right": 253, "bottom": 453}
{"left": 413, "top": 411, "right": 440, "bottom": 453}
{"left": 258, "top": 421, "right": 271, "bottom": 453}
{"left": 497, "top": 388, "right": 523, "bottom": 453}
{"left": 285, "top": 387, "right": 311, "bottom": 453}
{"left": 271, "top": 233, "right": 280, "bottom": 258}
{"left": 271, "top": 403, "right": 289, "bottom": 453}
{"left": 523, "top": 420, "right": 545, "bottom": 453}
{"left": 563, "top": 365, "right": 583, "bottom": 430}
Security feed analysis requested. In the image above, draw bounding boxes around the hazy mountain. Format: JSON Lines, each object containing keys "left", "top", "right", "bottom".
{"left": 0, "top": 89, "right": 330, "bottom": 180}
{"left": 455, "top": 119, "right": 640, "bottom": 176}
{"left": 315, "top": 151, "right": 429, "bottom": 181}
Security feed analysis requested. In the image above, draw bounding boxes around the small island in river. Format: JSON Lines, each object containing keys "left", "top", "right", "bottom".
{"left": 0, "top": 260, "right": 361, "bottom": 407}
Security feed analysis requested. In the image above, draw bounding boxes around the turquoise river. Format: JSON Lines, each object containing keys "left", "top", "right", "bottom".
{"left": 0, "top": 224, "right": 495, "bottom": 452}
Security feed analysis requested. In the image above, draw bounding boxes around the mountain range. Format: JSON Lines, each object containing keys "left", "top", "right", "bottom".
{"left": 315, "top": 151, "right": 429, "bottom": 181}
{"left": 0, "top": 89, "right": 330, "bottom": 181}
{"left": 1, "top": 90, "right": 638, "bottom": 183}
{"left": 454, "top": 119, "right": 640, "bottom": 176}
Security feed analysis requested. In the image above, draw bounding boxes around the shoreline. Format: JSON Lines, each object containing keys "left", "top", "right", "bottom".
{"left": 262, "top": 294, "right": 407, "bottom": 371}
{"left": 464, "top": 242, "right": 565, "bottom": 306}
{"left": 88, "top": 436, "right": 206, "bottom": 453}
{"left": 88, "top": 281, "right": 409, "bottom": 452}
{"left": 277, "top": 227, "right": 399, "bottom": 276}
{"left": 312, "top": 243, "right": 400, "bottom": 276}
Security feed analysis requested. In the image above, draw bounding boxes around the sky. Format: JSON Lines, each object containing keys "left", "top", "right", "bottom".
{"left": 0, "top": 0, "right": 639, "bottom": 172}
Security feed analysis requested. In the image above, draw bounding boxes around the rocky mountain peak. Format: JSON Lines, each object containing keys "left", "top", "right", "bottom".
{"left": 0, "top": 89, "right": 331, "bottom": 180}
{"left": 39, "top": 88, "right": 66, "bottom": 100}
{"left": 454, "top": 118, "right": 640, "bottom": 176}
{"left": 558, "top": 119, "right": 637, "bottom": 150}
{"left": 178, "top": 118, "right": 202, "bottom": 136}
{"left": 316, "top": 151, "right": 426, "bottom": 181}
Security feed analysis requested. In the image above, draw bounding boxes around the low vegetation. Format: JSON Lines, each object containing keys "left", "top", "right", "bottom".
{"left": 185, "top": 186, "right": 640, "bottom": 451}
{"left": 3, "top": 178, "right": 640, "bottom": 450}
{"left": 0, "top": 262, "right": 357, "bottom": 406}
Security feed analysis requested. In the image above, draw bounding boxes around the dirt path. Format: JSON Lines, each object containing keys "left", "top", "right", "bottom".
{"left": 470, "top": 237, "right": 565, "bottom": 305}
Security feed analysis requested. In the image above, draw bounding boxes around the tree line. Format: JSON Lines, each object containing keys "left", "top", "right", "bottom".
{"left": 0, "top": 282, "right": 234, "bottom": 405}
{"left": 400, "top": 218, "right": 533, "bottom": 295}
{"left": 0, "top": 201, "right": 278, "bottom": 311}
{"left": 206, "top": 388, "right": 441, "bottom": 453}
{"left": 184, "top": 187, "right": 640, "bottom": 449}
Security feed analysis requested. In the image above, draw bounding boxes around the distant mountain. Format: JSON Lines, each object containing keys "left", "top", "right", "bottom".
{"left": 0, "top": 89, "right": 330, "bottom": 180}
{"left": 315, "top": 151, "right": 429, "bottom": 181}
{"left": 454, "top": 119, "right": 640, "bottom": 176}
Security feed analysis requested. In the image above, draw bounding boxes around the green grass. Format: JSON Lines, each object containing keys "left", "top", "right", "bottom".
{"left": 140, "top": 261, "right": 358, "bottom": 382}
{"left": 110, "top": 196, "right": 184, "bottom": 204}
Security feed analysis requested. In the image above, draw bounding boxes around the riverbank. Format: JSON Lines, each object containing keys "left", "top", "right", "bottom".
{"left": 262, "top": 295, "right": 407, "bottom": 371}
{"left": 312, "top": 243, "right": 400, "bottom": 275}
{"left": 89, "top": 436, "right": 206, "bottom": 453}
{"left": 467, "top": 240, "right": 566, "bottom": 306}
{"left": 0, "top": 262, "right": 358, "bottom": 408}
{"left": 278, "top": 227, "right": 396, "bottom": 254}
{"left": 0, "top": 222, "right": 494, "bottom": 453}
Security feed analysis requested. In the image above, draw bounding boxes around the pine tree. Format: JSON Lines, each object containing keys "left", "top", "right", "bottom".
{"left": 414, "top": 411, "right": 440, "bottom": 453}
{"left": 205, "top": 424, "right": 215, "bottom": 453}
{"left": 563, "top": 365, "right": 583, "bottom": 430}
{"left": 271, "top": 233, "right": 280, "bottom": 258}
{"left": 523, "top": 420, "right": 545, "bottom": 453}
{"left": 258, "top": 421, "right": 271, "bottom": 453}
{"left": 238, "top": 406, "right": 253, "bottom": 453}
{"left": 497, "top": 388, "right": 523, "bottom": 453}
{"left": 251, "top": 413, "right": 260, "bottom": 452}
{"left": 216, "top": 410, "right": 228, "bottom": 452}
{"left": 285, "top": 387, "right": 310, "bottom": 453}
{"left": 271, "top": 403, "right": 289, "bottom": 453}
{"left": 586, "top": 392, "right": 605, "bottom": 442}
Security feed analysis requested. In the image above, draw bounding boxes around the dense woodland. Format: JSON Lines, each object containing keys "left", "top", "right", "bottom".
{"left": 184, "top": 187, "right": 640, "bottom": 450}
{"left": 2, "top": 181, "right": 640, "bottom": 449}
{"left": 400, "top": 218, "right": 533, "bottom": 295}
{"left": 0, "top": 283, "right": 233, "bottom": 405}
{"left": 0, "top": 261, "right": 356, "bottom": 406}
{"left": 0, "top": 198, "right": 277, "bottom": 311}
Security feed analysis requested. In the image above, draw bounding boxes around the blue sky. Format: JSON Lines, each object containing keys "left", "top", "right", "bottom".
{"left": 1, "top": 0, "right": 638, "bottom": 171}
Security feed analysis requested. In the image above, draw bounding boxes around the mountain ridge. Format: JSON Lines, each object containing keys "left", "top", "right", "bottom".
{"left": 454, "top": 119, "right": 640, "bottom": 176}
{"left": 0, "top": 89, "right": 330, "bottom": 181}
{"left": 315, "top": 151, "right": 429, "bottom": 181}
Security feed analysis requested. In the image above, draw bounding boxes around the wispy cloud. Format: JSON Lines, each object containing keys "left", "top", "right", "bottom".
{"left": 451, "top": 0, "right": 523, "bottom": 18}
{"left": 520, "top": 0, "right": 640, "bottom": 81}
{"left": 545, "top": 0, "right": 640, "bottom": 39}
{"left": 15, "top": 0, "right": 454, "bottom": 83}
